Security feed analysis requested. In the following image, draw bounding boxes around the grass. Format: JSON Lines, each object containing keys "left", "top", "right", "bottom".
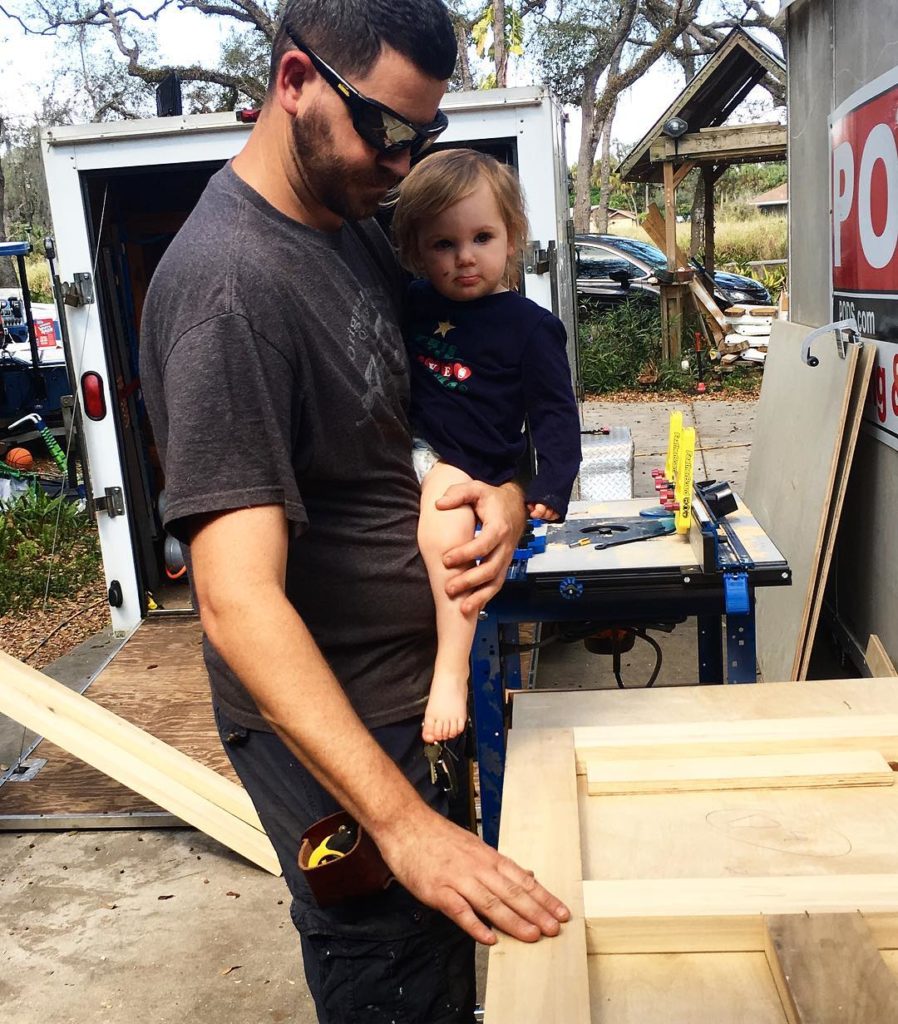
{"left": 0, "top": 486, "right": 102, "bottom": 615}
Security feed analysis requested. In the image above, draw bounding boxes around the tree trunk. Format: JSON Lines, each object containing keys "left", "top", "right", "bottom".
{"left": 452, "top": 18, "right": 475, "bottom": 90}
{"left": 492, "top": 0, "right": 507, "bottom": 87}
{"left": 573, "top": 68, "right": 601, "bottom": 232}
{"left": 594, "top": 96, "right": 620, "bottom": 235}
{"left": 0, "top": 117, "right": 20, "bottom": 288}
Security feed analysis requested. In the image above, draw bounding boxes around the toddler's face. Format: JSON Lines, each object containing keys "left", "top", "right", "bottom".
{"left": 416, "top": 180, "right": 515, "bottom": 301}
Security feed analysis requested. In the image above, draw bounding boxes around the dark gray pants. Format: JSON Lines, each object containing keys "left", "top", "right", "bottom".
{"left": 214, "top": 704, "right": 476, "bottom": 1023}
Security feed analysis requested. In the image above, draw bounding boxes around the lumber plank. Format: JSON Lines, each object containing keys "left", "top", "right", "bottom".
{"left": 764, "top": 913, "right": 898, "bottom": 1024}
{"left": 867, "top": 635, "right": 898, "bottom": 678}
{"left": 582, "top": 875, "right": 898, "bottom": 954}
{"left": 484, "top": 728, "right": 590, "bottom": 1024}
{"left": 0, "top": 652, "right": 280, "bottom": 874}
{"left": 745, "top": 320, "right": 860, "bottom": 682}
{"left": 585, "top": 749, "right": 894, "bottom": 796}
{"left": 573, "top": 714, "right": 898, "bottom": 769}
{"left": 0, "top": 649, "right": 261, "bottom": 828}
{"left": 797, "top": 342, "right": 876, "bottom": 679}
{"left": 512, "top": 678, "right": 898, "bottom": 732}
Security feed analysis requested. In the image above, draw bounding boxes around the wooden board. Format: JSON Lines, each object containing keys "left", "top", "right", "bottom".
{"left": 585, "top": 749, "right": 894, "bottom": 796}
{"left": 643, "top": 202, "right": 731, "bottom": 340}
{"left": 484, "top": 728, "right": 590, "bottom": 1023}
{"left": 744, "top": 320, "right": 860, "bottom": 682}
{"left": 797, "top": 342, "right": 876, "bottom": 679}
{"left": 867, "top": 634, "right": 898, "bottom": 678}
{"left": 582, "top": 875, "right": 898, "bottom": 953}
{"left": 765, "top": 913, "right": 898, "bottom": 1024}
{"left": 573, "top": 713, "right": 898, "bottom": 766}
{"left": 0, "top": 617, "right": 231, "bottom": 816}
{"left": 0, "top": 645, "right": 279, "bottom": 873}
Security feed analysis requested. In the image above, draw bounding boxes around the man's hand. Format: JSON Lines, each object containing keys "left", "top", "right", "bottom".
{"left": 435, "top": 480, "right": 526, "bottom": 615}
{"left": 376, "top": 807, "right": 570, "bottom": 945}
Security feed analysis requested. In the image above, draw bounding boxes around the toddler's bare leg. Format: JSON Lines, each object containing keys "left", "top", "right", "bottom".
{"left": 418, "top": 462, "right": 477, "bottom": 743}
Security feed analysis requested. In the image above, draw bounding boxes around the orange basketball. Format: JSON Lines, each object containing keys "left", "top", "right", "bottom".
{"left": 4, "top": 447, "right": 33, "bottom": 470}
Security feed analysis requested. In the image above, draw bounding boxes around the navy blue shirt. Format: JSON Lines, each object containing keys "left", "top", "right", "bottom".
{"left": 406, "top": 281, "right": 581, "bottom": 518}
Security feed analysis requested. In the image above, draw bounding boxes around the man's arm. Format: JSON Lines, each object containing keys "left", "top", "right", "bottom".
{"left": 189, "top": 502, "right": 568, "bottom": 945}
{"left": 436, "top": 480, "right": 527, "bottom": 615}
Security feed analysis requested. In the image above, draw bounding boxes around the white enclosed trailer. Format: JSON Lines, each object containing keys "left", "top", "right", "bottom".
{"left": 41, "top": 87, "right": 575, "bottom": 635}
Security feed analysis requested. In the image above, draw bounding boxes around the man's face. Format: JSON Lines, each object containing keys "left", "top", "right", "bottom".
{"left": 290, "top": 46, "right": 447, "bottom": 221}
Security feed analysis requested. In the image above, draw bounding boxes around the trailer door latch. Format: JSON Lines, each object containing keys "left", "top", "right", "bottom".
{"left": 62, "top": 272, "right": 94, "bottom": 306}
{"left": 94, "top": 486, "right": 125, "bottom": 517}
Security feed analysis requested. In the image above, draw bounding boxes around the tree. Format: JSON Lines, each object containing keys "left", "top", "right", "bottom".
{"left": 533, "top": 0, "right": 705, "bottom": 232}
{"left": 1, "top": 0, "right": 279, "bottom": 118}
{"left": 0, "top": 114, "right": 21, "bottom": 288}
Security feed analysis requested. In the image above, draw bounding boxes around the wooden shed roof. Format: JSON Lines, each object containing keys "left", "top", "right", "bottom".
{"left": 618, "top": 28, "right": 786, "bottom": 184}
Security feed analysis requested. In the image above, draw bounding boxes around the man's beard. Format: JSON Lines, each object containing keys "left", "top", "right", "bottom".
{"left": 290, "top": 105, "right": 402, "bottom": 221}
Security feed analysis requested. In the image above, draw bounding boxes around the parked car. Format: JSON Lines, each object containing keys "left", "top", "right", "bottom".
{"left": 574, "top": 234, "right": 771, "bottom": 312}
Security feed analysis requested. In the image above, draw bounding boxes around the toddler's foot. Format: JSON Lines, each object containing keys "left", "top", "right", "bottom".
{"left": 422, "top": 674, "right": 468, "bottom": 743}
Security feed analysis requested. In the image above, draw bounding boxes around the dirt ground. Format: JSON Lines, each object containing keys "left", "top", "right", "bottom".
{"left": 1, "top": 397, "right": 759, "bottom": 1024}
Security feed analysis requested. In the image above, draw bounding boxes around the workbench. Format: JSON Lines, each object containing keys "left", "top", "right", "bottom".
{"left": 473, "top": 495, "right": 790, "bottom": 846}
{"left": 485, "top": 678, "right": 898, "bottom": 1023}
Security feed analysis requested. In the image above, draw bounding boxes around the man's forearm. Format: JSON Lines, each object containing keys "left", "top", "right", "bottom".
{"left": 202, "top": 585, "right": 429, "bottom": 842}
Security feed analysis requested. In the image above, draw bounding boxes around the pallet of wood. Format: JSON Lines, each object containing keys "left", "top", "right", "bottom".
{"left": 485, "top": 679, "right": 898, "bottom": 1023}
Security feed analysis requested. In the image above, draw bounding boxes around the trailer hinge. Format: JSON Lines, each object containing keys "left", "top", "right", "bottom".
{"left": 525, "top": 240, "right": 551, "bottom": 275}
{"left": 61, "top": 272, "right": 94, "bottom": 307}
{"left": 93, "top": 486, "right": 124, "bottom": 517}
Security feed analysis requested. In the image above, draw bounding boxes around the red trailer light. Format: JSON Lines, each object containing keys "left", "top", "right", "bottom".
{"left": 81, "top": 371, "right": 107, "bottom": 420}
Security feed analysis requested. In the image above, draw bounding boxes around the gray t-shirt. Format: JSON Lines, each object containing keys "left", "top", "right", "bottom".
{"left": 140, "top": 164, "right": 435, "bottom": 730}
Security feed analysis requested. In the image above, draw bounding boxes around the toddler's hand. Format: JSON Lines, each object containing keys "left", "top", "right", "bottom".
{"left": 527, "top": 502, "right": 560, "bottom": 522}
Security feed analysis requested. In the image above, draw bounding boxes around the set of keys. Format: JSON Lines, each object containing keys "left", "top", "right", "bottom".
{"left": 423, "top": 741, "right": 459, "bottom": 797}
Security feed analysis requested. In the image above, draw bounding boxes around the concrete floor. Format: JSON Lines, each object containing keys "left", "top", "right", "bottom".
{"left": 1, "top": 398, "right": 757, "bottom": 1024}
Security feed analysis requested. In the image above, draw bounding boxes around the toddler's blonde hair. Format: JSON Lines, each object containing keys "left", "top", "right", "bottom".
{"left": 392, "top": 148, "right": 529, "bottom": 290}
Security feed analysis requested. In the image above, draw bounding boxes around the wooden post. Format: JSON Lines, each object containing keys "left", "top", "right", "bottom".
{"left": 662, "top": 161, "right": 678, "bottom": 271}
{"left": 659, "top": 284, "right": 686, "bottom": 363}
{"left": 661, "top": 161, "right": 681, "bottom": 360}
{"left": 703, "top": 165, "right": 716, "bottom": 277}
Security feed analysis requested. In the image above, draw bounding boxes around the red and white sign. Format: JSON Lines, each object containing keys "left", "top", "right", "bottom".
{"left": 831, "top": 66, "right": 898, "bottom": 450}
{"left": 34, "top": 317, "right": 57, "bottom": 348}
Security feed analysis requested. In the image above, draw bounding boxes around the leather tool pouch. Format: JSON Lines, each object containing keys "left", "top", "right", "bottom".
{"left": 298, "top": 810, "right": 394, "bottom": 908}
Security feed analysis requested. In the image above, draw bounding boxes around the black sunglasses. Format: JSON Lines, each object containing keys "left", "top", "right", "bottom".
{"left": 286, "top": 31, "right": 448, "bottom": 156}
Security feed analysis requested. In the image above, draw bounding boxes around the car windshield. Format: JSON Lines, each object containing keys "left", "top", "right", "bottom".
{"left": 608, "top": 237, "right": 668, "bottom": 272}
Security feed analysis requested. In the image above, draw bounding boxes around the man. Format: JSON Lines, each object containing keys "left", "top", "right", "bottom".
{"left": 140, "top": 1, "right": 569, "bottom": 1020}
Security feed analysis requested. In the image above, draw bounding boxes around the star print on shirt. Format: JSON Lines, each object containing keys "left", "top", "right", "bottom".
{"left": 434, "top": 320, "right": 455, "bottom": 339}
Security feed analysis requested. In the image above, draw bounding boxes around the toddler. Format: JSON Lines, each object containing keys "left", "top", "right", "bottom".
{"left": 392, "top": 148, "right": 581, "bottom": 744}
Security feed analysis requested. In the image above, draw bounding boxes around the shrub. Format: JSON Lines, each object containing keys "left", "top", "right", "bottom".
{"left": 0, "top": 487, "right": 101, "bottom": 615}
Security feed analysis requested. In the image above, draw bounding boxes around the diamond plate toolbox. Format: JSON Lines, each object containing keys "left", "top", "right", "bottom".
{"left": 578, "top": 426, "right": 634, "bottom": 501}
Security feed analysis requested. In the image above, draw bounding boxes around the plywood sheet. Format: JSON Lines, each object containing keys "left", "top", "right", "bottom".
{"left": 745, "top": 320, "right": 859, "bottom": 682}
{"left": 589, "top": 951, "right": 787, "bottom": 1024}
{"left": 798, "top": 343, "right": 876, "bottom": 678}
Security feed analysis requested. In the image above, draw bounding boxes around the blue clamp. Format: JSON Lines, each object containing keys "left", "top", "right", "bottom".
{"left": 559, "top": 576, "right": 584, "bottom": 600}
{"left": 513, "top": 518, "right": 548, "bottom": 560}
{"left": 723, "top": 572, "right": 750, "bottom": 615}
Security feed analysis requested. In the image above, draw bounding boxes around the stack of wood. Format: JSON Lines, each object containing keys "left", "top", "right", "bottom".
{"left": 717, "top": 305, "right": 779, "bottom": 367}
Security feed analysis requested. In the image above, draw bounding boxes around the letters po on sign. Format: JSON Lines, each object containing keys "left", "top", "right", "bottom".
{"left": 831, "top": 67, "right": 898, "bottom": 449}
